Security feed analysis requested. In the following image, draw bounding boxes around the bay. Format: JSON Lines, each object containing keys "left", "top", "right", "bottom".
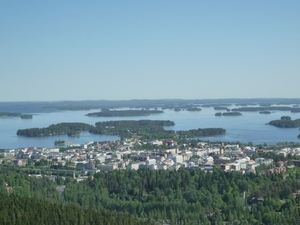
{"left": 1, "top": 106, "right": 300, "bottom": 149}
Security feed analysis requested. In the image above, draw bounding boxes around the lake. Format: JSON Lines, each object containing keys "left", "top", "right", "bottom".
{"left": 1, "top": 105, "right": 300, "bottom": 149}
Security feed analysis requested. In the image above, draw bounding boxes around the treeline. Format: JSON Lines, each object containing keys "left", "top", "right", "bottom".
{"left": 17, "top": 122, "right": 93, "bottom": 137}
{"left": 90, "top": 120, "right": 176, "bottom": 140}
{"left": 86, "top": 109, "right": 164, "bottom": 117}
{"left": 2, "top": 164, "right": 300, "bottom": 224}
{"left": 0, "top": 194, "right": 154, "bottom": 225}
{"left": 63, "top": 168, "right": 300, "bottom": 225}
{"left": 177, "top": 128, "right": 226, "bottom": 137}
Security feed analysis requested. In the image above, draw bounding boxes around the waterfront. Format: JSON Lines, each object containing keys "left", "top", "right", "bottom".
{"left": 1, "top": 106, "right": 300, "bottom": 149}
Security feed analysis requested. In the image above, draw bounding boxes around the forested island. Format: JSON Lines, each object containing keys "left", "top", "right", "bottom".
{"left": 215, "top": 112, "right": 242, "bottom": 116}
{"left": 86, "top": 109, "right": 164, "bottom": 117}
{"left": 17, "top": 120, "right": 228, "bottom": 140}
{"left": 223, "top": 112, "right": 242, "bottom": 116}
{"left": 20, "top": 114, "right": 33, "bottom": 119}
{"left": 186, "top": 107, "right": 202, "bottom": 111}
{"left": 232, "top": 106, "right": 299, "bottom": 112}
{"left": 90, "top": 120, "right": 176, "bottom": 140}
{"left": 0, "top": 112, "right": 33, "bottom": 119}
{"left": 17, "top": 123, "right": 93, "bottom": 137}
{"left": 259, "top": 111, "right": 271, "bottom": 114}
{"left": 0, "top": 112, "right": 22, "bottom": 117}
{"left": 177, "top": 128, "right": 226, "bottom": 137}
{"left": 54, "top": 140, "right": 65, "bottom": 146}
{"left": 267, "top": 116, "right": 300, "bottom": 128}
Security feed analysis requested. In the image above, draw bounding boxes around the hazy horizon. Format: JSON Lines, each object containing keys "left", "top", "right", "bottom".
{"left": 1, "top": 1, "right": 299, "bottom": 101}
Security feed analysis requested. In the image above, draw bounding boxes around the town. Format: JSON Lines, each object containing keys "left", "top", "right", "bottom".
{"left": 2, "top": 138, "right": 300, "bottom": 182}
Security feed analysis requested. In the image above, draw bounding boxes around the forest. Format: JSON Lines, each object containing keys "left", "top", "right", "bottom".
{"left": 2, "top": 163, "right": 300, "bottom": 224}
{"left": 17, "top": 123, "right": 93, "bottom": 137}
{"left": 0, "top": 193, "right": 154, "bottom": 225}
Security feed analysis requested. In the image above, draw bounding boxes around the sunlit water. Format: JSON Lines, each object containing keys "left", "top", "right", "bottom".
{"left": 0, "top": 106, "right": 300, "bottom": 149}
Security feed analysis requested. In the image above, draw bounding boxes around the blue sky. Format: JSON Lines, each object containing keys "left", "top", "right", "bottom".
{"left": 1, "top": 1, "right": 299, "bottom": 101}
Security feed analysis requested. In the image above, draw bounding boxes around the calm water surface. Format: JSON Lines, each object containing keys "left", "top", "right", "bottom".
{"left": 1, "top": 107, "right": 300, "bottom": 149}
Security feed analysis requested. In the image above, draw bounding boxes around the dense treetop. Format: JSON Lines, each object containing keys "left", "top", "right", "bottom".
{"left": 17, "top": 122, "right": 93, "bottom": 137}
{"left": 177, "top": 128, "right": 226, "bottom": 137}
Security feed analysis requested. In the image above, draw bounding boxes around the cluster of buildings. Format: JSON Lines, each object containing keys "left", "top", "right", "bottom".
{"left": 1, "top": 139, "right": 299, "bottom": 176}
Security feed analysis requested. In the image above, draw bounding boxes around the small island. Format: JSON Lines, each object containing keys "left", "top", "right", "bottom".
{"left": 0, "top": 112, "right": 22, "bottom": 117}
{"left": 222, "top": 112, "right": 242, "bottom": 116}
{"left": 186, "top": 107, "right": 202, "bottom": 111}
{"left": 20, "top": 114, "right": 33, "bottom": 119}
{"left": 0, "top": 112, "right": 33, "bottom": 119}
{"left": 259, "top": 111, "right": 271, "bottom": 114}
{"left": 215, "top": 112, "right": 242, "bottom": 116}
{"left": 86, "top": 109, "right": 164, "bottom": 117}
{"left": 267, "top": 116, "right": 300, "bottom": 128}
{"left": 54, "top": 140, "right": 65, "bottom": 146}
{"left": 177, "top": 128, "right": 226, "bottom": 138}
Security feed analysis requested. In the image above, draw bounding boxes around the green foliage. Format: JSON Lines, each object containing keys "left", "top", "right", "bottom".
{"left": 62, "top": 168, "right": 300, "bottom": 224}
{"left": 0, "top": 193, "right": 154, "bottom": 225}
{"left": 17, "top": 122, "right": 93, "bottom": 137}
{"left": 90, "top": 120, "right": 176, "bottom": 140}
{"left": 54, "top": 140, "right": 65, "bottom": 146}
{"left": 2, "top": 154, "right": 300, "bottom": 224}
{"left": 177, "top": 128, "right": 226, "bottom": 138}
